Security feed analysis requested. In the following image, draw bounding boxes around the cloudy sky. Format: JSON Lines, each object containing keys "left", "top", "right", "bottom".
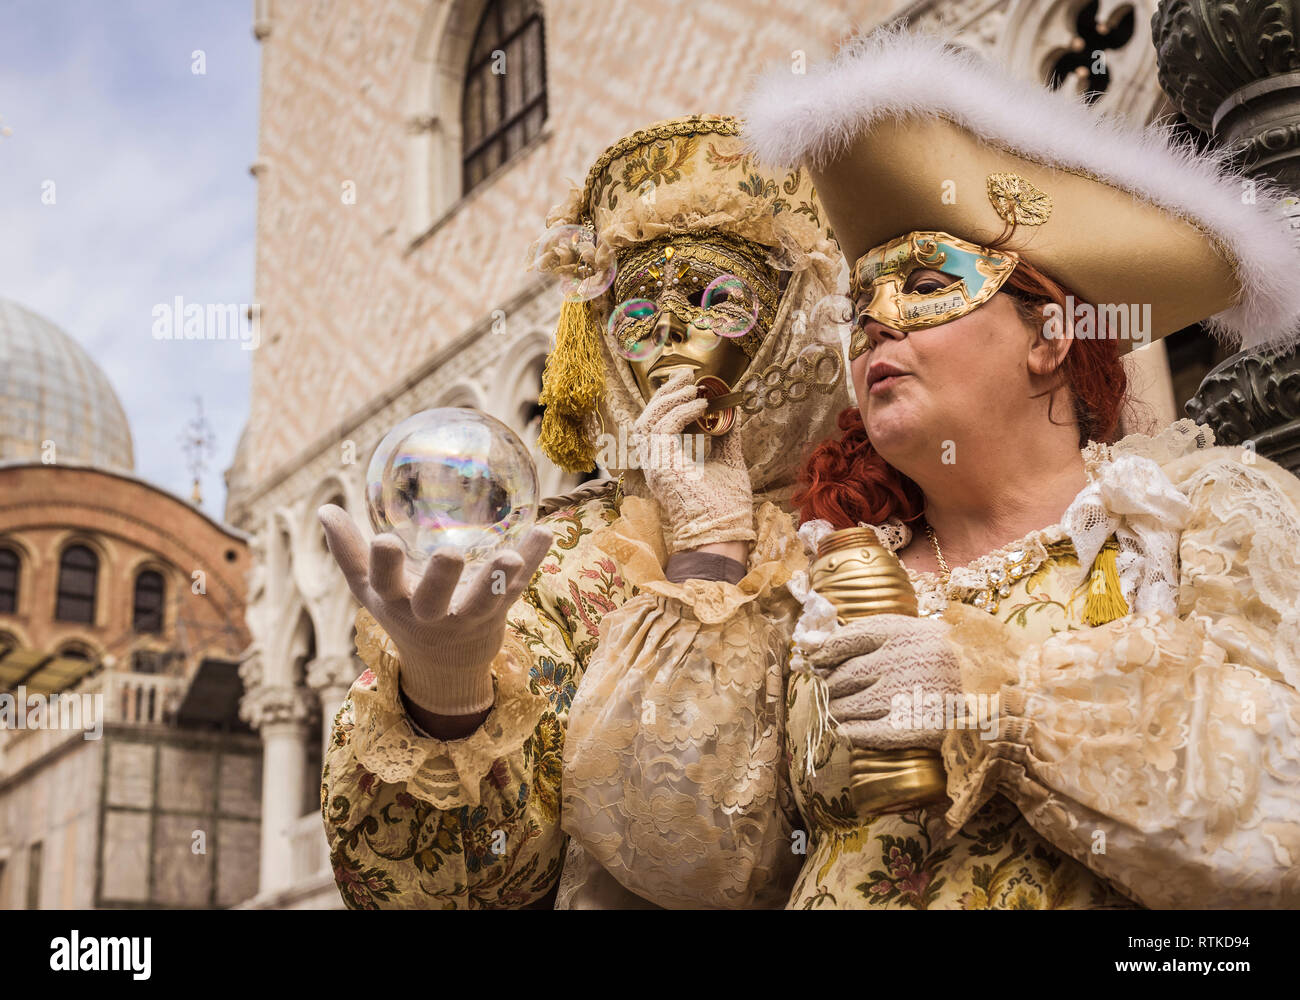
{"left": 0, "top": 0, "right": 259, "bottom": 517}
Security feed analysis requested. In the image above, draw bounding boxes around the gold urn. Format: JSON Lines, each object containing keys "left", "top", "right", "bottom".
{"left": 809, "top": 527, "right": 948, "bottom": 815}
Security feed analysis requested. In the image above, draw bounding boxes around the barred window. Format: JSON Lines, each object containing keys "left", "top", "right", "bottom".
{"left": 133, "top": 570, "right": 165, "bottom": 634}
{"left": 461, "top": 0, "right": 547, "bottom": 194}
{"left": 0, "top": 548, "right": 18, "bottom": 614}
{"left": 55, "top": 545, "right": 97, "bottom": 624}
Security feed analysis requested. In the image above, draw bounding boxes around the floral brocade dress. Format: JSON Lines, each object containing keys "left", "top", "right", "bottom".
{"left": 324, "top": 421, "right": 1300, "bottom": 909}
{"left": 788, "top": 420, "right": 1300, "bottom": 909}
{"left": 786, "top": 530, "right": 1139, "bottom": 909}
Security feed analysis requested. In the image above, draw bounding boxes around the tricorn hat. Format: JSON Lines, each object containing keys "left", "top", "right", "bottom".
{"left": 742, "top": 27, "right": 1300, "bottom": 352}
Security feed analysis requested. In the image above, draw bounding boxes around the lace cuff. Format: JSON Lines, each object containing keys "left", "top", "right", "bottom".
{"left": 593, "top": 495, "right": 807, "bottom": 624}
{"left": 349, "top": 608, "right": 550, "bottom": 809}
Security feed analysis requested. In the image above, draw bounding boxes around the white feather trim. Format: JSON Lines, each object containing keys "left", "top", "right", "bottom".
{"left": 741, "top": 26, "right": 1300, "bottom": 351}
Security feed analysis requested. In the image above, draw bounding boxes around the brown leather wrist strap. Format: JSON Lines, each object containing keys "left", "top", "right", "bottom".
{"left": 665, "top": 551, "right": 747, "bottom": 584}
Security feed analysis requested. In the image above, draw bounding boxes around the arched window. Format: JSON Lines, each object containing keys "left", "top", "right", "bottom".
{"left": 0, "top": 548, "right": 18, "bottom": 615}
{"left": 133, "top": 570, "right": 165, "bottom": 633}
{"left": 461, "top": 0, "right": 547, "bottom": 194}
{"left": 55, "top": 545, "right": 98, "bottom": 624}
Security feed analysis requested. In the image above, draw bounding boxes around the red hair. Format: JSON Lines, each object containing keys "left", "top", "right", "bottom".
{"left": 795, "top": 256, "right": 1130, "bottom": 529}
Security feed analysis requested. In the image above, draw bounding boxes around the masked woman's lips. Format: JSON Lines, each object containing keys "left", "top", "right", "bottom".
{"left": 867, "top": 361, "right": 911, "bottom": 395}
{"left": 868, "top": 374, "right": 911, "bottom": 395}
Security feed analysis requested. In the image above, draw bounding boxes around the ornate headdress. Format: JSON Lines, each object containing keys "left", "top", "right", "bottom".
{"left": 742, "top": 27, "right": 1300, "bottom": 352}
{"left": 530, "top": 114, "right": 851, "bottom": 508}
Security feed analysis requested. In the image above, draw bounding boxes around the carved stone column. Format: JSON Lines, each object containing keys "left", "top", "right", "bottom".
{"left": 240, "top": 683, "right": 315, "bottom": 898}
{"left": 1153, "top": 0, "right": 1300, "bottom": 474}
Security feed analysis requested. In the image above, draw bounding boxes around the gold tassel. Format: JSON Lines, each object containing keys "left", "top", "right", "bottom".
{"left": 1083, "top": 544, "right": 1129, "bottom": 626}
{"left": 538, "top": 298, "right": 606, "bottom": 473}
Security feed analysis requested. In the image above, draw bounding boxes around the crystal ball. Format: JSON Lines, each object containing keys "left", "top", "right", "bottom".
{"left": 365, "top": 408, "right": 539, "bottom": 571}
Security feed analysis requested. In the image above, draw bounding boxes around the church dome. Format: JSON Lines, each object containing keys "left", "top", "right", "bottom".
{"left": 0, "top": 298, "right": 134, "bottom": 471}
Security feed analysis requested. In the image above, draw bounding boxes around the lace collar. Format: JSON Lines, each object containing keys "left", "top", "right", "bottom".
{"left": 867, "top": 518, "right": 1072, "bottom": 617}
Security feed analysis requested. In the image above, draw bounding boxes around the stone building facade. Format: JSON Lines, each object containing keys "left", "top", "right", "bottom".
{"left": 0, "top": 304, "right": 255, "bottom": 910}
{"left": 226, "top": 0, "right": 1199, "bottom": 908}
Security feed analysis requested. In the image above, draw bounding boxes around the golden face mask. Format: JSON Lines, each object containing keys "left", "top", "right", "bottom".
{"left": 610, "top": 234, "right": 779, "bottom": 367}
{"left": 609, "top": 234, "right": 780, "bottom": 430}
{"left": 605, "top": 233, "right": 842, "bottom": 434}
{"left": 848, "top": 231, "right": 1018, "bottom": 358}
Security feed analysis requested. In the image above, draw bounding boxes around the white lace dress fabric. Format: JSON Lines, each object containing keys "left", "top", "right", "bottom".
{"left": 937, "top": 421, "right": 1300, "bottom": 907}
{"left": 560, "top": 498, "right": 807, "bottom": 908}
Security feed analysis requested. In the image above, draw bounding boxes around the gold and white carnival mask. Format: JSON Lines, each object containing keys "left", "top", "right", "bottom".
{"left": 529, "top": 114, "right": 852, "bottom": 481}
{"left": 611, "top": 233, "right": 777, "bottom": 398}
{"left": 609, "top": 233, "right": 841, "bottom": 434}
{"left": 848, "top": 231, "right": 1018, "bottom": 358}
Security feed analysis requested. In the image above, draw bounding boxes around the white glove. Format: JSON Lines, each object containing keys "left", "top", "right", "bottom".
{"left": 632, "top": 369, "right": 755, "bottom": 554}
{"left": 804, "top": 614, "right": 962, "bottom": 750}
{"left": 318, "top": 504, "right": 551, "bottom": 716}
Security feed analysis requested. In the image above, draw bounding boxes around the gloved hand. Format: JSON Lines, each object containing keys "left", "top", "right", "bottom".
{"left": 632, "top": 369, "right": 755, "bottom": 554}
{"left": 804, "top": 614, "right": 962, "bottom": 750}
{"left": 318, "top": 504, "right": 552, "bottom": 716}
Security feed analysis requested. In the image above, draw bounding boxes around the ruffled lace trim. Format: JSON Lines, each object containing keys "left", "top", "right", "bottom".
{"left": 1083, "top": 417, "right": 1215, "bottom": 478}
{"left": 348, "top": 608, "right": 550, "bottom": 809}
{"left": 594, "top": 496, "right": 808, "bottom": 624}
{"left": 1173, "top": 453, "right": 1300, "bottom": 689}
{"left": 905, "top": 523, "right": 1075, "bottom": 617}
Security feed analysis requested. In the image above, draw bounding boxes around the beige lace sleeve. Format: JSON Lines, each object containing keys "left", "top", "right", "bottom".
{"left": 942, "top": 446, "right": 1300, "bottom": 908}
{"left": 561, "top": 497, "right": 806, "bottom": 908}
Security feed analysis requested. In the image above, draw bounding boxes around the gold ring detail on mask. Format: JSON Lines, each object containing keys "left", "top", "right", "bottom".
{"left": 692, "top": 375, "right": 736, "bottom": 435}
{"left": 686, "top": 343, "right": 842, "bottom": 435}
{"left": 848, "top": 231, "right": 1019, "bottom": 357}
{"left": 728, "top": 343, "right": 843, "bottom": 416}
